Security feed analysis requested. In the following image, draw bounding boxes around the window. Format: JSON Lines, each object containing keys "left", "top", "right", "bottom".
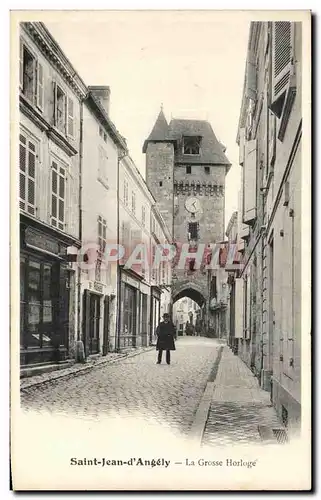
{"left": 132, "top": 191, "right": 136, "bottom": 215}
{"left": 183, "top": 136, "right": 201, "bottom": 155}
{"left": 19, "top": 133, "right": 36, "bottom": 215}
{"left": 99, "top": 127, "right": 107, "bottom": 143}
{"left": 123, "top": 179, "right": 129, "bottom": 205}
{"left": 188, "top": 222, "right": 199, "bottom": 240}
{"left": 98, "top": 146, "right": 109, "bottom": 188}
{"left": 20, "top": 257, "right": 56, "bottom": 349}
{"left": 159, "top": 181, "right": 163, "bottom": 187}
{"left": 142, "top": 206, "right": 146, "bottom": 227}
{"left": 204, "top": 166, "right": 210, "bottom": 174}
{"left": 51, "top": 160, "right": 65, "bottom": 231}
{"left": 20, "top": 39, "right": 45, "bottom": 111}
{"left": 186, "top": 166, "right": 192, "bottom": 174}
{"left": 54, "top": 84, "right": 66, "bottom": 133}
{"left": 98, "top": 215, "right": 107, "bottom": 254}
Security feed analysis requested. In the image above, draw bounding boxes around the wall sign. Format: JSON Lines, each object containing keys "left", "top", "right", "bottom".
{"left": 25, "top": 227, "right": 59, "bottom": 255}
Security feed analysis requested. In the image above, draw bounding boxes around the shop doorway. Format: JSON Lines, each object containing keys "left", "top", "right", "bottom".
{"left": 83, "top": 290, "right": 101, "bottom": 355}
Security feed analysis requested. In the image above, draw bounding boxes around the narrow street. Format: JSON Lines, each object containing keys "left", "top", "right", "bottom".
{"left": 20, "top": 337, "right": 221, "bottom": 437}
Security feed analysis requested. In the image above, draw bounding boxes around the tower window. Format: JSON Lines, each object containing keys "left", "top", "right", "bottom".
{"left": 189, "top": 259, "right": 196, "bottom": 272}
{"left": 183, "top": 136, "right": 201, "bottom": 155}
{"left": 159, "top": 181, "right": 163, "bottom": 187}
{"left": 186, "top": 166, "right": 192, "bottom": 174}
{"left": 188, "top": 222, "right": 199, "bottom": 240}
{"left": 204, "top": 166, "right": 210, "bottom": 174}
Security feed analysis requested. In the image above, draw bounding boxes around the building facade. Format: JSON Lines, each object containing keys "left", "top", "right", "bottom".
{"left": 236, "top": 21, "right": 302, "bottom": 433}
{"left": 80, "top": 86, "right": 128, "bottom": 356}
{"left": 118, "top": 155, "right": 172, "bottom": 349}
{"left": 19, "top": 22, "right": 87, "bottom": 368}
{"left": 143, "top": 111, "right": 230, "bottom": 324}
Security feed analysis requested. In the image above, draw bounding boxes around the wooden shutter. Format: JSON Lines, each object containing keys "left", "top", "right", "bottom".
{"left": 67, "top": 97, "right": 74, "bottom": 137}
{"left": 27, "top": 141, "right": 36, "bottom": 215}
{"left": 102, "top": 295, "right": 110, "bottom": 355}
{"left": 36, "top": 61, "right": 44, "bottom": 111}
{"left": 271, "top": 22, "right": 294, "bottom": 117}
{"left": 239, "top": 128, "right": 245, "bottom": 166}
{"left": 53, "top": 81, "right": 57, "bottom": 126}
{"left": 234, "top": 278, "right": 244, "bottom": 338}
{"left": 19, "top": 39, "right": 24, "bottom": 89}
{"left": 82, "top": 289, "right": 91, "bottom": 357}
{"left": 268, "top": 111, "right": 276, "bottom": 169}
{"left": 19, "top": 134, "right": 26, "bottom": 210}
{"left": 58, "top": 265, "right": 69, "bottom": 351}
{"left": 243, "top": 139, "right": 257, "bottom": 225}
{"left": 246, "top": 57, "right": 257, "bottom": 101}
{"left": 245, "top": 273, "right": 251, "bottom": 339}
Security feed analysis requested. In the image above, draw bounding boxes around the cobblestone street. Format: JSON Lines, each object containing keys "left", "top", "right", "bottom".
{"left": 20, "top": 337, "right": 221, "bottom": 437}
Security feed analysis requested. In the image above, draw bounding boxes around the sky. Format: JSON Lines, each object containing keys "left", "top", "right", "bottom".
{"left": 45, "top": 11, "right": 250, "bottom": 229}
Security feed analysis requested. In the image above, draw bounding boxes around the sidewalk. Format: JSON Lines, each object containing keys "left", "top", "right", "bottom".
{"left": 202, "top": 346, "right": 283, "bottom": 446}
{"left": 20, "top": 346, "right": 154, "bottom": 391}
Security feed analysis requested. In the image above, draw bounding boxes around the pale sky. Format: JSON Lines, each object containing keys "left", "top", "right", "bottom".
{"left": 45, "top": 11, "right": 250, "bottom": 229}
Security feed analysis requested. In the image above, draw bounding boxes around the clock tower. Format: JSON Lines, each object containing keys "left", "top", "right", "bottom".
{"left": 143, "top": 110, "right": 231, "bottom": 324}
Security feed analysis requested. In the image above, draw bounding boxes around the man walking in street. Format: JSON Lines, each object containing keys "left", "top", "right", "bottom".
{"left": 156, "top": 313, "right": 176, "bottom": 365}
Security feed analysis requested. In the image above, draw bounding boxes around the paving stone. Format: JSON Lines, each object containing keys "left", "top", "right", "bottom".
{"left": 20, "top": 337, "right": 220, "bottom": 437}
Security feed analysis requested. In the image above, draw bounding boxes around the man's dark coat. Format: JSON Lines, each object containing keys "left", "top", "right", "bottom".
{"left": 156, "top": 321, "right": 176, "bottom": 351}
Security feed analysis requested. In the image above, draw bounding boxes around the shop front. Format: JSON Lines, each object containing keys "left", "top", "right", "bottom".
{"left": 118, "top": 269, "right": 150, "bottom": 349}
{"left": 81, "top": 280, "right": 112, "bottom": 357}
{"left": 20, "top": 218, "right": 78, "bottom": 367}
{"left": 150, "top": 286, "right": 161, "bottom": 344}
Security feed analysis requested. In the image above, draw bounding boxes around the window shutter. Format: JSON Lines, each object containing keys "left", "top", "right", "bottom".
{"left": 268, "top": 111, "right": 276, "bottom": 169}
{"left": 245, "top": 273, "right": 251, "bottom": 339}
{"left": 36, "top": 61, "right": 44, "bottom": 111}
{"left": 245, "top": 57, "right": 257, "bottom": 101}
{"left": 19, "top": 135, "right": 26, "bottom": 210}
{"left": 67, "top": 97, "right": 74, "bottom": 137}
{"left": 19, "top": 39, "right": 23, "bottom": 89}
{"left": 239, "top": 128, "right": 245, "bottom": 166}
{"left": 243, "top": 139, "right": 257, "bottom": 225}
{"left": 51, "top": 162, "right": 58, "bottom": 225}
{"left": 53, "top": 81, "right": 57, "bottom": 126}
{"left": 271, "top": 22, "right": 294, "bottom": 118}
{"left": 234, "top": 278, "right": 244, "bottom": 338}
{"left": 27, "top": 142, "right": 36, "bottom": 215}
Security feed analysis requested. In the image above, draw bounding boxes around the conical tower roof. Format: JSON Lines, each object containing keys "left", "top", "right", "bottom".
{"left": 143, "top": 108, "right": 174, "bottom": 152}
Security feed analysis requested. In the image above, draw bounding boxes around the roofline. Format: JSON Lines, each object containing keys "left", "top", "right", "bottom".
{"left": 236, "top": 22, "right": 262, "bottom": 144}
{"left": 86, "top": 92, "right": 128, "bottom": 152}
{"left": 151, "top": 206, "right": 172, "bottom": 242}
{"left": 22, "top": 22, "right": 88, "bottom": 98}
{"left": 122, "top": 155, "right": 155, "bottom": 204}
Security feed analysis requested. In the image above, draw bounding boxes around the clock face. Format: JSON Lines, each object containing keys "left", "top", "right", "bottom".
{"left": 185, "top": 197, "right": 202, "bottom": 214}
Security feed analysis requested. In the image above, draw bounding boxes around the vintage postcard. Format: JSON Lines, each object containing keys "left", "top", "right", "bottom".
{"left": 10, "top": 9, "right": 311, "bottom": 491}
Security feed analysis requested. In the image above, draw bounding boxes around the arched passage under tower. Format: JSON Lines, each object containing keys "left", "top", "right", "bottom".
{"left": 172, "top": 285, "right": 206, "bottom": 337}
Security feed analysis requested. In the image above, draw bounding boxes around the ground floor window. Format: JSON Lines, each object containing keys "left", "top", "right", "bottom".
{"left": 20, "top": 254, "right": 58, "bottom": 350}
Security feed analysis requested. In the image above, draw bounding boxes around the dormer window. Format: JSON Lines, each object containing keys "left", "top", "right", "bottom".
{"left": 183, "top": 136, "right": 201, "bottom": 155}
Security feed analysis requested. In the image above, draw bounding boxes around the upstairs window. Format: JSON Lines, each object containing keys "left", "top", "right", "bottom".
{"left": 99, "top": 127, "right": 107, "bottom": 143}
{"left": 204, "top": 166, "right": 210, "bottom": 174}
{"left": 186, "top": 166, "right": 192, "bottom": 174}
{"left": 19, "top": 132, "right": 37, "bottom": 216}
{"left": 123, "top": 179, "right": 129, "bottom": 206}
{"left": 20, "top": 40, "right": 44, "bottom": 111}
{"left": 53, "top": 84, "right": 66, "bottom": 133}
{"left": 183, "top": 136, "right": 201, "bottom": 155}
{"left": 188, "top": 222, "right": 199, "bottom": 241}
{"left": 50, "top": 160, "right": 66, "bottom": 231}
{"left": 142, "top": 205, "right": 146, "bottom": 227}
{"left": 98, "top": 215, "right": 107, "bottom": 254}
{"left": 98, "top": 146, "right": 109, "bottom": 188}
{"left": 131, "top": 191, "right": 136, "bottom": 215}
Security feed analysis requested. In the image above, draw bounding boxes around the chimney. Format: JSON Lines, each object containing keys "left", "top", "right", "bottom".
{"left": 88, "top": 86, "right": 111, "bottom": 115}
